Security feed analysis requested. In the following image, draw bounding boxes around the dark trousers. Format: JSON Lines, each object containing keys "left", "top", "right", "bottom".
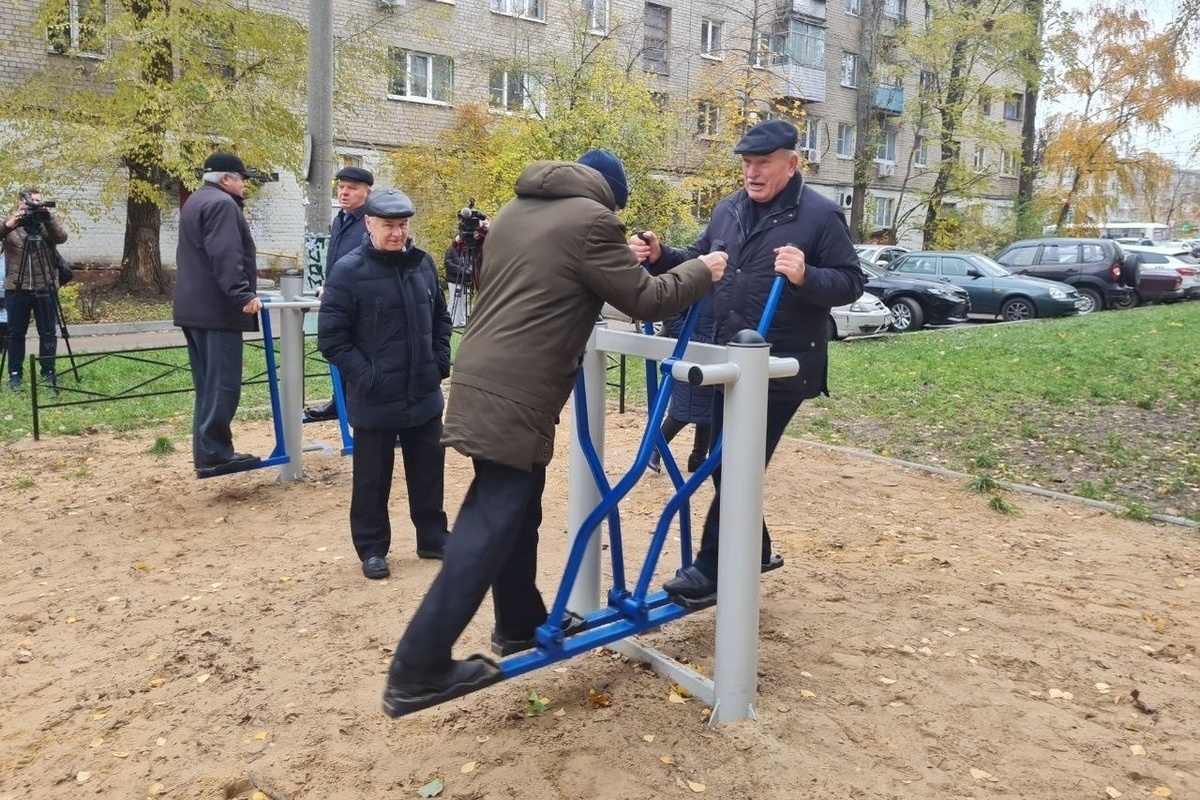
{"left": 5, "top": 290, "right": 58, "bottom": 378}
{"left": 693, "top": 392, "right": 803, "bottom": 579}
{"left": 182, "top": 327, "right": 245, "bottom": 467}
{"left": 395, "top": 459, "right": 547, "bottom": 673}
{"left": 654, "top": 416, "right": 711, "bottom": 465}
{"left": 350, "top": 416, "right": 450, "bottom": 560}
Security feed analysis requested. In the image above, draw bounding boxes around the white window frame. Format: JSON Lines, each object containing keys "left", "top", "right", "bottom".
{"left": 845, "top": 0, "right": 862, "bottom": 15}
{"left": 875, "top": 129, "right": 898, "bottom": 163}
{"left": 644, "top": 3, "right": 671, "bottom": 76}
{"left": 914, "top": 135, "right": 928, "bottom": 166}
{"left": 1001, "top": 149, "right": 1020, "bottom": 176}
{"left": 779, "top": 20, "right": 825, "bottom": 70}
{"left": 979, "top": 95, "right": 992, "bottom": 117}
{"left": 837, "top": 122, "right": 856, "bottom": 158}
{"left": 973, "top": 146, "right": 987, "bottom": 171}
{"left": 700, "top": 19, "right": 723, "bottom": 58}
{"left": 491, "top": 0, "right": 545, "bottom": 21}
{"left": 697, "top": 100, "right": 719, "bottom": 136}
{"left": 751, "top": 30, "right": 773, "bottom": 68}
{"left": 389, "top": 48, "right": 454, "bottom": 104}
{"left": 883, "top": 0, "right": 907, "bottom": 20}
{"left": 873, "top": 195, "right": 896, "bottom": 229}
{"left": 799, "top": 118, "right": 820, "bottom": 152}
{"left": 489, "top": 70, "right": 546, "bottom": 115}
{"left": 47, "top": 0, "right": 106, "bottom": 57}
{"left": 1003, "top": 93, "right": 1023, "bottom": 120}
{"left": 840, "top": 53, "right": 858, "bottom": 88}
{"left": 583, "top": 0, "right": 609, "bottom": 33}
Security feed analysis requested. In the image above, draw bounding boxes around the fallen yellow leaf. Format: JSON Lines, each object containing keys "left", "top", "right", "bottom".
{"left": 252, "top": 792, "right": 270, "bottom": 800}
{"left": 253, "top": 731, "right": 269, "bottom": 740}
{"left": 969, "top": 768, "right": 997, "bottom": 782}
{"left": 1152, "top": 787, "right": 1172, "bottom": 797}
{"left": 668, "top": 690, "right": 687, "bottom": 704}
{"left": 799, "top": 689, "right": 816, "bottom": 698}
{"left": 89, "top": 736, "right": 104, "bottom": 748}
{"left": 660, "top": 755, "right": 674, "bottom": 764}
{"left": 643, "top": 734, "right": 655, "bottom": 742}
{"left": 461, "top": 761, "right": 476, "bottom": 773}
{"left": 879, "top": 676, "right": 897, "bottom": 685}
{"left": 553, "top": 708, "right": 566, "bottom": 717}
{"left": 75, "top": 771, "right": 91, "bottom": 783}
{"left": 687, "top": 780, "right": 706, "bottom": 792}
{"left": 197, "top": 673, "right": 211, "bottom": 684}
{"left": 1105, "top": 788, "right": 1122, "bottom": 798}
{"left": 670, "top": 683, "right": 692, "bottom": 698}
{"left": 1130, "top": 744, "right": 1145, "bottom": 756}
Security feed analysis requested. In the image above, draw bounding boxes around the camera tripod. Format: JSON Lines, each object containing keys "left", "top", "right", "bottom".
{"left": 448, "top": 245, "right": 483, "bottom": 330}
{"left": 0, "top": 225, "right": 77, "bottom": 388}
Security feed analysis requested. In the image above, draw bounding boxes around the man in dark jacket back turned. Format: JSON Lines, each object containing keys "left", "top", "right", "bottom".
{"left": 631, "top": 119, "right": 865, "bottom": 608}
{"left": 317, "top": 188, "right": 452, "bottom": 581}
{"left": 381, "top": 149, "right": 728, "bottom": 717}
{"left": 173, "top": 152, "right": 263, "bottom": 477}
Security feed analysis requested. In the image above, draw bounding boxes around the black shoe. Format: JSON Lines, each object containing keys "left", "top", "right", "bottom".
{"left": 687, "top": 453, "right": 706, "bottom": 473}
{"left": 762, "top": 554, "right": 784, "bottom": 573}
{"left": 195, "top": 452, "right": 261, "bottom": 478}
{"left": 7, "top": 374, "right": 21, "bottom": 391}
{"left": 362, "top": 556, "right": 390, "bottom": 579}
{"left": 490, "top": 611, "right": 587, "bottom": 657}
{"left": 416, "top": 531, "right": 449, "bottom": 560}
{"left": 382, "top": 654, "right": 503, "bottom": 718}
{"left": 647, "top": 453, "right": 662, "bottom": 473}
{"left": 663, "top": 565, "right": 718, "bottom": 609}
{"left": 303, "top": 400, "right": 338, "bottom": 422}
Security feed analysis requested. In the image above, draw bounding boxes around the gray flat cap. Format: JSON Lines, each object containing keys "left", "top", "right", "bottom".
{"left": 364, "top": 188, "right": 415, "bottom": 219}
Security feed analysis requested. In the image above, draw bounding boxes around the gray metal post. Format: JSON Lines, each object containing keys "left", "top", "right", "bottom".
{"left": 710, "top": 332, "right": 771, "bottom": 725}
{"left": 567, "top": 322, "right": 608, "bottom": 615}
{"left": 304, "top": 0, "right": 333, "bottom": 238}
{"left": 278, "top": 270, "right": 306, "bottom": 482}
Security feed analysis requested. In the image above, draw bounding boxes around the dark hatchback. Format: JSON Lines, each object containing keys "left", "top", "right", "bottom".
{"left": 859, "top": 258, "right": 971, "bottom": 332}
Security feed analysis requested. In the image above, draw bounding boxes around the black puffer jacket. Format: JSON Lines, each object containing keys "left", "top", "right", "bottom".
{"left": 654, "top": 173, "right": 863, "bottom": 401}
{"left": 317, "top": 239, "right": 452, "bottom": 431}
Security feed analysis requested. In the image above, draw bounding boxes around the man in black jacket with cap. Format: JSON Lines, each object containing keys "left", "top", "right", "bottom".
{"left": 306, "top": 165, "right": 374, "bottom": 422}
{"left": 631, "top": 119, "right": 864, "bottom": 608}
{"left": 174, "top": 152, "right": 264, "bottom": 477}
{"left": 317, "top": 188, "right": 453, "bottom": 580}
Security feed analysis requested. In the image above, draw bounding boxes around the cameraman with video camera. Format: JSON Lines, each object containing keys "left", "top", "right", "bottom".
{"left": 2, "top": 188, "right": 68, "bottom": 390}
{"left": 444, "top": 202, "right": 488, "bottom": 328}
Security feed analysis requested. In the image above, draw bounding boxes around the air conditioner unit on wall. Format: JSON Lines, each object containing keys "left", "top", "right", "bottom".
{"left": 800, "top": 146, "right": 820, "bottom": 164}
{"left": 877, "top": 162, "right": 896, "bottom": 177}
{"left": 840, "top": 192, "right": 854, "bottom": 209}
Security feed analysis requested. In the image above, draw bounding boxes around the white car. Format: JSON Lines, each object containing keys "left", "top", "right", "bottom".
{"left": 829, "top": 292, "right": 892, "bottom": 340}
{"left": 1122, "top": 245, "right": 1200, "bottom": 299}
{"left": 854, "top": 244, "right": 909, "bottom": 266}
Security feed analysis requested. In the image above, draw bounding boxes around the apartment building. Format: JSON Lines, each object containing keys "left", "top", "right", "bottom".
{"left": 0, "top": 0, "right": 1026, "bottom": 263}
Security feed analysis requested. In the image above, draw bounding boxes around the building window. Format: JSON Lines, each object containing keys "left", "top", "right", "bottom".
{"left": 1003, "top": 93, "right": 1024, "bottom": 120}
{"left": 883, "top": 0, "right": 907, "bottom": 19}
{"left": 751, "top": 30, "right": 773, "bottom": 68}
{"left": 914, "top": 135, "right": 928, "bottom": 166}
{"left": 489, "top": 70, "right": 545, "bottom": 114}
{"left": 491, "top": 0, "right": 545, "bottom": 20}
{"left": 1001, "top": 149, "right": 1020, "bottom": 176}
{"left": 845, "top": 0, "right": 861, "bottom": 15}
{"left": 47, "top": 0, "right": 105, "bottom": 56}
{"left": 700, "top": 19, "right": 722, "bottom": 57}
{"left": 873, "top": 196, "right": 895, "bottom": 229}
{"left": 837, "top": 123, "right": 856, "bottom": 158}
{"left": 644, "top": 3, "right": 670, "bottom": 75}
{"left": 389, "top": 49, "right": 454, "bottom": 103}
{"left": 840, "top": 53, "right": 858, "bottom": 87}
{"left": 980, "top": 95, "right": 991, "bottom": 116}
{"left": 973, "top": 147, "right": 987, "bottom": 170}
{"left": 876, "top": 129, "right": 897, "bottom": 162}
{"left": 919, "top": 70, "right": 936, "bottom": 97}
{"left": 799, "top": 118, "right": 820, "bottom": 152}
{"left": 697, "top": 100, "right": 719, "bottom": 136}
{"left": 583, "top": 0, "right": 608, "bottom": 32}
{"left": 777, "top": 20, "right": 825, "bottom": 70}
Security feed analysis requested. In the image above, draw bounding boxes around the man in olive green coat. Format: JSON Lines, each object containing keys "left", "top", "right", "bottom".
{"left": 383, "top": 150, "right": 727, "bottom": 716}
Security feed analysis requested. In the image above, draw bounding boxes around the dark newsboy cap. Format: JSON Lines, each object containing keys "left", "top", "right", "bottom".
{"left": 364, "top": 188, "right": 415, "bottom": 219}
{"left": 335, "top": 166, "right": 374, "bottom": 186}
{"left": 733, "top": 120, "right": 799, "bottom": 155}
{"left": 203, "top": 152, "right": 250, "bottom": 177}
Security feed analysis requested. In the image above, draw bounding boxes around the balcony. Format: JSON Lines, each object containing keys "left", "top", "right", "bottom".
{"left": 779, "top": 0, "right": 826, "bottom": 21}
{"left": 872, "top": 84, "right": 903, "bottom": 115}
{"left": 772, "top": 63, "right": 827, "bottom": 103}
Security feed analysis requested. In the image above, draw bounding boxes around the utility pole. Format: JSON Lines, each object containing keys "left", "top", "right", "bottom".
{"left": 305, "top": 0, "right": 334, "bottom": 237}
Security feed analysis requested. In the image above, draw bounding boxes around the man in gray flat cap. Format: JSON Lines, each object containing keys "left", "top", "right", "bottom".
{"left": 306, "top": 165, "right": 375, "bottom": 422}
{"left": 631, "top": 118, "right": 865, "bottom": 608}
{"left": 317, "top": 188, "right": 453, "bottom": 580}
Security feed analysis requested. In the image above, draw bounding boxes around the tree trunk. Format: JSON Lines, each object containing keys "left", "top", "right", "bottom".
{"left": 122, "top": 188, "right": 168, "bottom": 294}
{"left": 1015, "top": 0, "right": 1044, "bottom": 237}
{"left": 923, "top": 40, "right": 968, "bottom": 248}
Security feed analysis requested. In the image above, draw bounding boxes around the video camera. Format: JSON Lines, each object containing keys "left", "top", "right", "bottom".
{"left": 18, "top": 191, "right": 56, "bottom": 229}
{"left": 457, "top": 198, "right": 488, "bottom": 252}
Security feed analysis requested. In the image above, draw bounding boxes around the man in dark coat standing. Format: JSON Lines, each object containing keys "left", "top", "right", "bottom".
{"left": 381, "top": 149, "right": 727, "bottom": 717}
{"left": 305, "top": 165, "right": 373, "bottom": 422}
{"left": 173, "top": 152, "right": 263, "bottom": 477}
{"left": 631, "top": 120, "right": 865, "bottom": 608}
{"left": 317, "top": 188, "right": 452, "bottom": 580}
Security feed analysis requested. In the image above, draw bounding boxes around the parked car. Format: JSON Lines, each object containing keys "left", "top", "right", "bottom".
{"left": 993, "top": 238, "right": 1137, "bottom": 314}
{"left": 829, "top": 292, "right": 892, "bottom": 340}
{"left": 854, "top": 244, "right": 910, "bottom": 266}
{"left": 886, "top": 251, "right": 1084, "bottom": 321}
{"left": 1122, "top": 245, "right": 1200, "bottom": 300}
{"left": 859, "top": 257, "right": 971, "bottom": 332}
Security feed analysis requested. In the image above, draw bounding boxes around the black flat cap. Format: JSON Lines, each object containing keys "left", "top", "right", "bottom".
{"left": 733, "top": 120, "right": 799, "bottom": 155}
{"left": 203, "top": 152, "right": 250, "bottom": 177}
{"left": 335, "top": 166, "right": 374, "bottom": 186}
{"left": 364, "top": 188, "right": 415, "bottom": 219}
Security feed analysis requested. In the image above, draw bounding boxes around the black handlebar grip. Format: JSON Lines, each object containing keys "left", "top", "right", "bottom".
{"left": 711, "top": 239, "right": 726, "bottom": 253}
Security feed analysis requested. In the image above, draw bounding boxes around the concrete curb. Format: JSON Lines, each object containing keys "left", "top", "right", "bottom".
{"left": 70, "top": 320, "right": 176, "bottom": 337}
